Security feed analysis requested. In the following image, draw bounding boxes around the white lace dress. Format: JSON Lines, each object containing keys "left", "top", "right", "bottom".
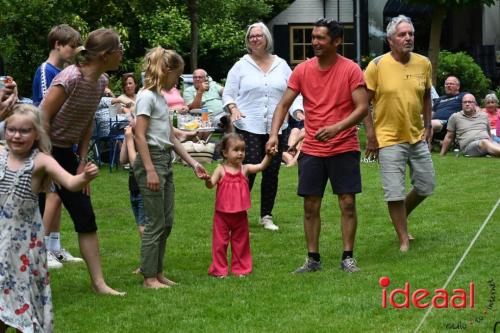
{"left": 0, "top": 148, "right": 53, "bottom": 332}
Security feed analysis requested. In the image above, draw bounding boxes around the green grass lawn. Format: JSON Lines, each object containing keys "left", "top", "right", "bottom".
{"left": 47, "top": 152, "right": 498, "bottom": 333}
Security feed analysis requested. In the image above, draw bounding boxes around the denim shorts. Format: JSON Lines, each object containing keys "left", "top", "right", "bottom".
{"left": 378, "top": 141, "right": 435, "bottom": 201}
{"left": 130, "top": 192, "right": 149, "bottom": 226}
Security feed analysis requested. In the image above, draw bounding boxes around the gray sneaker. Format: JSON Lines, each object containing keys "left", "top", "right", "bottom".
{"left": 340, "top": 257, "right": 360, "bottom": 273}
{"left": 293, "top": 257, "right": 321, "bottom": 273}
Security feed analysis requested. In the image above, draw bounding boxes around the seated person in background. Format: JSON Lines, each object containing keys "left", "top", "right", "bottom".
{"left": 95, "top": 94, "right": 133, "bottom": 136}
{"left": 481, "top": 93, "right": 499, "bottom": 142}
{"left": 183, "top": 68, "right": 230, "bottom": 130}
{"left": 431, "top": 76, "right": 466, "bottom": 136}
{"left": 162, "top": 85, "right": 189, "bottom": 114}
{"left": 118, "top": 72, "right": 137, "bottom": 114}
{"left": 0, "top": 78, "right": 17, "bottom": 120}
{"left": 282, "top": 127, "right": 305, "bottom": 167}
{"left": 160, "top": 88, "right": 197, "bottom": 142}
{"left": 282, "top": 112, "right": 305, "bottom": 167}
{"left": 440, "top": 93, "right": 500, "bottom": 157}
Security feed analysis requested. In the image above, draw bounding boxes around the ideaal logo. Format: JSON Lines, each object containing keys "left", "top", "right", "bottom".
{"left": 379, "top": 276, "right": 475, "bottom": 309}
{"left": 443, "top": 278, "right": 497, "bottom": 331}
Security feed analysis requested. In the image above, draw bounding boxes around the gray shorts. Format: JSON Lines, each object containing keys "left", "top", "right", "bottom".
{"left": 463, "top": 140, "right": 487, "bottom": 157}
{"left": 378, "top": 141, "right": 435, "bottom": 201}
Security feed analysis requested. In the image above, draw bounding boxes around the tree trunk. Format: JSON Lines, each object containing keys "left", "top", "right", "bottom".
{"left": 428, "top": 4, "right": 446, "bottom": 86}
{"left": 187, "top": 0, "right": 199, "bottom": 72}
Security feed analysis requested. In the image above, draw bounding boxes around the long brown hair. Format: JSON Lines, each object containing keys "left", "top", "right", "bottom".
{"left": 75, "top": 28, "right": 120, "bottom": 65}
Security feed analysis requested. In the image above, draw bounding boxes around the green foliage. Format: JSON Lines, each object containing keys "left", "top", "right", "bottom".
{"left": 437, "top": 50, "right": 491, "bottom": 98}
{"left": 0, "top": 0, "right": 88, "bottom": 96}
{"left": 0, "top": 0, "right": 288, "bottom": 96}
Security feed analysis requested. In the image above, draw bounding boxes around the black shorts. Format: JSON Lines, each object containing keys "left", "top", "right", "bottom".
{"left": 297, "top": 151, "right": 361, "bottom": 197}
{"left": 52, "top": 147, "right": 97, "bottom": 233}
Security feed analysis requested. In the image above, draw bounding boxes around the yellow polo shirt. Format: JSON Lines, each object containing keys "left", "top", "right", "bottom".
{"left": 364, "top": 52, "right": 432, "bottom": 148}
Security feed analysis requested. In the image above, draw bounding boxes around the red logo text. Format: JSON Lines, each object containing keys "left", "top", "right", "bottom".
{"left": 379, "top": 276, "right": 475, "bottom": 309}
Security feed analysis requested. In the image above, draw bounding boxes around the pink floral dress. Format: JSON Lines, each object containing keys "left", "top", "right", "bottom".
{"left": 0, "top": 148, "right": 53, "bottom": 332}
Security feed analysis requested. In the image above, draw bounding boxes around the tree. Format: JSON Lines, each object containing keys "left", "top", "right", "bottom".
{"left": 405, "top": 0, "right": 497, "bottom": 85}
{"left": 186, "top": 0, "right": 199, "bottom": 71}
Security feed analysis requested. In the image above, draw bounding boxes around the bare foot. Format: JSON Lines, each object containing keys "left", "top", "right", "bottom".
{"left": 143, "top": 278, "right": 170, "bottom": 289}
{"left": 157, "top": 274, "right": 177, "bottom": 286}
{"left": 92, "top": 283, "right": 126, "bottom": 296}
{"left": 400, "top": 243, "right": 410, "bottom": 252}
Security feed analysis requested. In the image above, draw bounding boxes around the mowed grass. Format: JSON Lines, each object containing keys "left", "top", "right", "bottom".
{"left": 48, "top": 152, "right": 498, "bottom": 333}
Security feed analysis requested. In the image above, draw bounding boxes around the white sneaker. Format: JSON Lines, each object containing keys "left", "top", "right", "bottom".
{"left": 53, "top": 248, "right": 84, "bottom": 263}
{"left": 47, "top": 251, "right": 63, "bottom": 269}
{"left": 259, "top": 215, "right": 279, "bottom": 231}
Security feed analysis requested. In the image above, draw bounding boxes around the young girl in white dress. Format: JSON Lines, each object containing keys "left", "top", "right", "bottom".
{"left": 0, "top": 104, "right": 99, "bottom": 333}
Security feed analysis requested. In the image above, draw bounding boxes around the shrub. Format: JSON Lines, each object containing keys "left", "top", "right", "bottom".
{"left": 437, "top": 51, "right": 491, "bottom": 99}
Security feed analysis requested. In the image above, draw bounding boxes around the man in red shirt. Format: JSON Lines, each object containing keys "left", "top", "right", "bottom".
{"left": 266, "top": 18, "right": 368, "bottom": 273}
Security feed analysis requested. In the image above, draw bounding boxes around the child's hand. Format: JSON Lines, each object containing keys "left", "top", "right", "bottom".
{"left": 193, "top": 162, "right": 209, "bottom": 180}
{"left": 266, "top": 149, "right": 277, "bottom": 157}
{"left": 83, "top": 162, "right": 99, "bottom": 181}
{"left": 124, "top": 125, "right": 133, "bottom": 138}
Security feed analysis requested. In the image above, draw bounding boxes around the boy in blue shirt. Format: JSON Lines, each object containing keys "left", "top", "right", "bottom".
{"left": 32, "top": 24, "right": 83, "bottom": 269}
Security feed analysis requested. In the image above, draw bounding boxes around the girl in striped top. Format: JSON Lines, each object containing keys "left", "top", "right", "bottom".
{"left": 40, "top": 28, "right": 125, "bottom": 295}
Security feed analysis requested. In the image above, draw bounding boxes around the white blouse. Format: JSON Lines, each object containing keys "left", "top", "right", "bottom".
{"left": 222, "top": 54, "right": 303, "bottom": 134}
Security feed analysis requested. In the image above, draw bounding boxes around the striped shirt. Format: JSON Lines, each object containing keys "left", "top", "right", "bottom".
{"left": 41, "top": 65, "right": 107, "bottom": 147}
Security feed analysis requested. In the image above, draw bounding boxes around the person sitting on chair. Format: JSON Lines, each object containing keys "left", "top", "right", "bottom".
{"left": 431, "top": 76, "right": 465, "bottom": 140}
{"left": 183, "top": 68, "right": 231, "bottom": 132}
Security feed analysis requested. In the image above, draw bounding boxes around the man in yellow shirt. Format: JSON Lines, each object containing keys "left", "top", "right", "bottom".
{"left": 363, "top": 15, "right": 435, "bottom": 252}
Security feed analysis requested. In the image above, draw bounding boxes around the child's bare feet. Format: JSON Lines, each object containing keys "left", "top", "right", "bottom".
{"left": 143, "top": 278, "right": 170, "bottom": 289}
{"left": 92, "top": 283, "right": 126, "bottom": 296}
{"left": 157, "top": 274, "right": 177, "bottom": 286}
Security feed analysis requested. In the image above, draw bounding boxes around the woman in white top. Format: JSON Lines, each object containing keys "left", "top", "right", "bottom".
{"left": 223, "top": 22, "right": 303, "bottom": 231}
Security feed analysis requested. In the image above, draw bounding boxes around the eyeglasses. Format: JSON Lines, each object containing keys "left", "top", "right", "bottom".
{"left": 248, "top": 34, "right": 264, "bottom": 41}
{"left": 193, "top": 76, "right": 206, "bottom": 80}
{"left": 5, "top": 127, "right": 33, "bottom": 136}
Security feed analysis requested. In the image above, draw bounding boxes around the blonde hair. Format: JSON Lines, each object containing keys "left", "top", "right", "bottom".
{"left": 6, "top": 104, "right": 51, "bottom": 154}
{"left": 142, "top": 47, "right": 184, "bottom": 94}
{"left": 75, "top": 28, "right": 120, "bottom": 65}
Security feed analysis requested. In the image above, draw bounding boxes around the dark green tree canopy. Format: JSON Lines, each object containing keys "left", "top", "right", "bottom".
{"left": 0, "top": 0, "right": 293, "bottom": 96}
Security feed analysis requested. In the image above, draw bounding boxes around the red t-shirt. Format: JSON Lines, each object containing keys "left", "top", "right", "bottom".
{"left": 288, "top": 56, "right": 365, "bottom": 157}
